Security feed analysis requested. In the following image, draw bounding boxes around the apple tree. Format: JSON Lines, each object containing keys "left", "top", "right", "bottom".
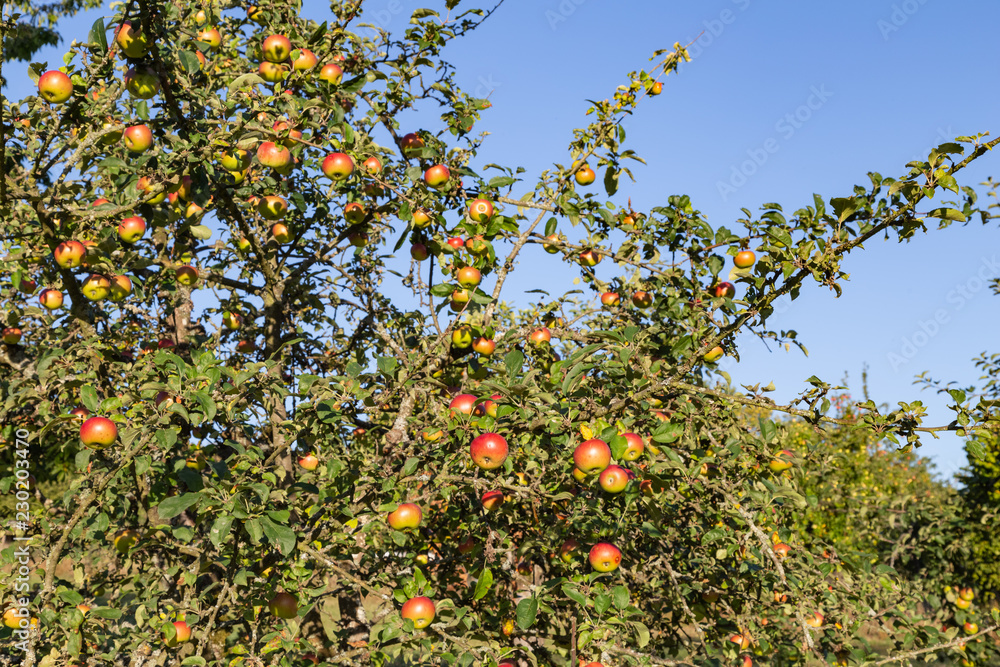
{"left": 1, "top": 1, "right": 999, "bottom": 666}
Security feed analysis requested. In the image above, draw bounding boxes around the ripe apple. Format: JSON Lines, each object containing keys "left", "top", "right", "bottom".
{"left": 457, "top": 536, "right": 476, "bottom": 555}
{"left": 39, "top": 288, "right": 64, "bottom": 310}
{"left": 964, "top": 621, "right": 978, "bottom": 635}
{"left": 600, "top": 292, "right": 620, "bottom": 307}
{"left": 621, "top": 433, "right": 644, "bottom": 461}
{"left": 559, "top": 538, "right": 579, "bottom": 562}
{"left": 318, "top": 63, "right": 343, "bottom": 83}
{"left": 423, "top": 164, "right": 450, "bottom": 189}
{"left": 450, "top": 289, "right": 471, "bottom": 311}
{"left": 222, "top": 311, "right": 242, "bottom": 330}
{"left": 575, "top": 164, "right": 596, "bottom": 185}
{"left": 2, "top": 328, "right": 22, "bottom": 345}
{"left": 219, "top": 148, "right": 250, "bottom": 172}
{"left": 164, "top": 620, "right": 191, "bottom": 647}
{"left": 116, "top": 21, "right": 149, "bottom": 58}
{"left": 773, "top": 542, "right": 791, "bottom": 558}
{"left": 712, "top": 282, "right": 736, "bottom": 298}
{"left": 421, "top": 429, "right": 444, "bottom": 443}
{"left": 805, "top": 612, "right": 824, "bottom": 628}
{"left": 257, "top": 141, "right": 291, "bottom": 170}
{"left": 38, "top": 70, "right": 73, "bottom": 104}
{"left": 344, "top": 202, "right": 366, "bottom": 224}
{"left": 410, "top": 243, "right": 429, "bottom": 261}
{"left": 80, "top": 416, "right": 117, "bottom": 448}
{"left": 542, "top": 234, "right": 561, "bottom": 253}
{"left": 236, "top": 340, "right": 256, "bottom": 354}
{"left": 54, "top": 240, "right": 86, "bottom": 268}
{"left": 465, "top": 236, "right": 488, "bottom": 255}
{"left": 113, "top": 528, "right": 139, "bottom": 555}
{"left": 293, "top": 48, "right": 318, "bottom": 70}
{"left": 257, "top": 195, "right": 288, "bottom": 220}
{"left": 175, "top": 265, "right": 198, "bottom": 286}
{"left": 262, "top": 35, "right": 292, "bottom": 62}
{"left": 348, "top": 232, "right": 369, "bottom": 248}
{"left": 574, "top": 439, "right": 612, "bottom": 474}
{"left": 400, "top": 132, "right": 425, "bottom": 156}
{"left": 730, "top": 633, "right": 751, "bottom": 650}
{"left": 258, "top": 61, "right": 288, "bottom": 83}
{"left": 118, "top": 216, "right": 146, "bottom": 243}
{"left": 955, "top": 597, "right": 971, "bottom": 610}
{"left": 449, "top": 393, "right": 481, "bottom": 417}
{"left": 17, "top": 278, "right": 37, "bottom": 294}
{"left": 470, "top": 433, "right": 508, "bottom": 470}
{"left": 272, "top": 223, "right": 292, "bottom": 243}
{"left": 197, "top": 27, "right": 222, "bottom": 50}
{"left": 650, "top": 81, "right": 663, "bottom": 95}
{"left": 769, "top": 450, "right": 794, "bottom": 473}
{"left": 401, "top": 596, "right": 435, "bottom": 629}
{"left": 473, "top": 337, "right": 495, "bottom": 356}
{"left": 456, "top": 266, "right": 482, "bottom": 289}
{"left": 298, "top": 454, "right": 319, "bottom": 470}
{"left": 481, "top": 490, "right": 504, "bottom": 511}
{"left": 268, "top": 592, "right": 298, "bottom": 619}
{"left": 588, "top": 542, "right": 622, "bottom": 572}
{"left": 468, "top": 198, "right": 494, "bottom": 223}
{"left": 81, "top": 274, "right": 111, "bottom": 301}
{"left": 529, "top": 327, "right": 551, "bottom": 345}
{"left": 123, "top": 124, "right": 153, "bottom": 153}
{"left": 322, "top": 152, "right": 354, "bottom": 180}
{"left": 363, "top": 156, "right": 382, "bottom": 173}
{"left": 959, "top": 587, "right": 975, "bottom": 601}
{"left": 578, "top": 248, "right": 601, "bottom": 267}
{"left": 599, "top": 465, "right": 629, "bottom": 493}
{"left": 734, "top": 250, "right": 756, "bottom": 268}
{"left": 387, "top": 503, "right": 422, "bottom": 529}
{"left": 124, "top": 67, "right": 159, "bottom": 99}
{"left": 632, "top": 291, "right": 653, "bottom": 308}
{"left": 410, "top": 210, "right": 430, "bottom": 229}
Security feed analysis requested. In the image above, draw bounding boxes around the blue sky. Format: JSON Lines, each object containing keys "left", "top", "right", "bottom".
{"left": 9, "top": 0, "right": 1000, "bottom": 479}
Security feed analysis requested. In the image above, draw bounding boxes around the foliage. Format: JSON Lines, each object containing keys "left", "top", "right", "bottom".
{"left": 0, "top": 2, "right": 999, "bottom": 667}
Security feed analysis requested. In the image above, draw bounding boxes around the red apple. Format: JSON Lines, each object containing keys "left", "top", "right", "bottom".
{"left": 116, "top": 21, "right": 149, "bottom": 59}
{"left": 298, "top": 454, "right": 319, "bottom": 470}
{"left": 17, "top": 278, "right": 37, "bottom": 294}
{"left": 449, "top": 393, "right": 481, "bottom": 417}
{"left": 456, "top": 266, "right": 481, "bottom": 289}
{"left": 468, "top": 198, "right": 494, "bottom": 223}
{"left": 632, "top": 291, "right": 653, "bottom": 308}
{"left": 363, "top": 156, "right": 382, "bottom": 173}
{"left": 268, "top": 592, "right": 298, "bottom": 619}
{"left": 54, "top": 240, "right": 85, "bottom": 268}
{"left": 473, "top": 337, "right": 495, "bottom": 356}
{"left": 123, "top": 124, "right": 153, "bottom": 153}
{"left": 650, "top": 81, "right": 663, "bottom": 95}
{"left": 2, "top": 328, "right": 22, "bottom": 345}
{"left": 423, "top": 164, "right": 450, "bottom": 189}
{"left": 322, "top": 152, "right": 354, "bottom": 180}
{"left": 262, "top": 35, "right": 292, "bottom": 62}
{"left": 804, "top": 612, "right": 824, "bottom": 628}
{"left": 256, "top": 141, "right": 291, "bottom": 170}
{"left": 599, "top": 465, "right": 630, "bottom": 493}
{"left": 703, "top": 346, "right": 724, "bottom": 362}
{"left": 620, "top": 433, "right": 644, "bottom": 461}
{"left": 80, "top": 416, "right": 117, "bottom": 449}
{"left": 578, "top": 248, "right": 601, "bottom": 267}
{"left": 81, "top": 274, "right": 111, "bottom": 301}
{"left": 164, "top": 620, "right": 191, "bottom": 647}
{"left": 542, "top": 234, "right": 561, "bottom": 253}
{"left": 964, "top": 621, "right": 978, "bottom": 635}
{"left": 272, "top": 223, "right": 291, "bottom": 243}
{"left": 574, "top": 439, "right": 611, "bottom": 474}
{"left": 529, "top": 328, "right": 551, "bottom": 346}
{"left": 344, "top": 202, "right": 366, "bottom": 224}
{"left": 388, "top": 503, "right": 422, "bottom": 529}
{"left": 481, "top": 490, "right": 504, "bottom": 511}
{"left": 600, "top": 292, "right": 620, "bottom": 307}
{"left": 773, "top": 543, "right": 791, "bottom": 558}
{"left": 124, "top": 67, "right": 159, "bottom": 99}
{"left": 730, "top": 633, "right": 752, "bottom": 650}
{"left": 401, "top": 596, "right": 435, "bottom": 629}
{"left": 588, "top": 542, "right": 621, "bottom": 572}
{"left": 410, "top": 243, "right": 429, "bottom": 261}
{"left": 38, "top": 288, "right": 64, "bottom": 310}
{"left": 118, "top": 216, "right": 146, "bottom": 244}
{"left": 257, "top": 195, "right": 288, "bottom": 220}
{"left": 470, "top": 433, "right": 508, "bottom": 470}
{"left": 197, "top": 27, "right": 222, "bottom": 50}
{"left": 712, "top": 282, "right": 736, "bottom": 299}
{"left": 769, "top": 450, "right": 794, "bottom": 473}
{"left": 258, "top": 61, "right": 288, "bottom": 83}
{"left": 38, "top": 70, "right": 73, "bottom": 104}
{"left": 318, "top": 63, "right": 343, "bottom": 84}
{"left": 293, "top": 48, "right": 318, "bottom": 70}
{"left": 400, "top": 133, "right": 424, "bottom": 157}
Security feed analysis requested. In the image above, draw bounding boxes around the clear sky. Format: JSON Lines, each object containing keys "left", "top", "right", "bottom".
{"left": 7, "top": 0, "right": 999, "bottom": 479}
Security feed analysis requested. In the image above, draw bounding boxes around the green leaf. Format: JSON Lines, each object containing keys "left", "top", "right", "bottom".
{"left": 968, "top": 440, "right": 987, "bottom": 462}
{"left": 515, "top": 597, "right": 538, "bottom": 630}
{"left": 488, "top": 176, "right": 517, "bottom": 189}
{"left": 181, "top": 658, "right": 207, "bottom": 666}
{"left": 89, "top": 18, "right": 107, "bottom": 53}
{"left": 927, "top": 207, "right": 966, "bottom": 222}
{"left": 157, "top": 492, "right": 201, "bottom": 519}
{"left": 244, "top": 518, "right": 263, "bottom": 544}
{"left": 612, "top": 585, "right": 630, "bottom": 609}
{"left": 80, "top": 385, "right": 99, "bottom": 411}
{"left": 91, "top": 607, "right": 122, "bottom": 620}
{"left": 593, "top": 593, "right": 611, "bottom": 615}
{"left": 189, "top": 224, "right": 213, "bottom": 240}
{"left": 401, "top": 456, "right": 420, "bottom": 477}
{"left": 562, "top": 583, "right": 587, "bottom": 607}
{"left": 260, "top": 516, "right": 297, "bottom": 555}
{"left": 505, "top": 349, "right": 524, "bottom": 378}
{"left": 178, "top": 50, "right": 201, "bottom": 73}
{"left": 209, "top": 515, "right": 234, "bottom": 547}
{"left": 473, "top": 568, "right": 494, "bottom": 600}
{"left": 604, "top": 166, "right": 619, "bottom": 196}
{"left": 377, "top": 356, "right": 398, "bottom": 375}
